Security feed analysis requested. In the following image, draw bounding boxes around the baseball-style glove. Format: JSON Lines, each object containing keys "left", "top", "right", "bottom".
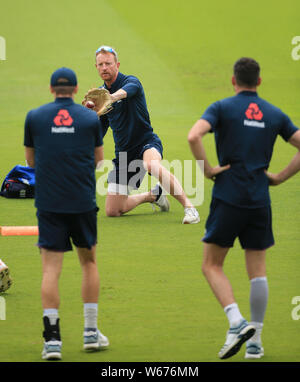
{"left": 82, "top": 88, "right": 113, "bottom": 116}
{"left": 0, "top": 259, "right": 12, "bottom": 293}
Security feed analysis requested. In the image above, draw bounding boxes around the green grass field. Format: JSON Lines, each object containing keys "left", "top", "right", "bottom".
{"left": 0, "top": 0, "right": 300, "bottom": 363}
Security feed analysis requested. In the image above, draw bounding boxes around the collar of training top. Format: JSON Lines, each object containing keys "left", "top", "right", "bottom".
{"left": 54, "top": 97, "right": 74, "bottom": 105}
{"left": 237, "top": 91, "right": 258, "bottom": 97}
{"left": 103, "top": 72, "right": 125, "bottom": 93}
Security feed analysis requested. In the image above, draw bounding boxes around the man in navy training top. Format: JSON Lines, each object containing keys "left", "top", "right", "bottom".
{"left": 92, "top": 45, "right": 199, "bottom": 224}
{"left": 188, "top": 57, "right": 300, "bottom": 360}
{"left": 24, "top": 67, "right": 109, "bottom": 360}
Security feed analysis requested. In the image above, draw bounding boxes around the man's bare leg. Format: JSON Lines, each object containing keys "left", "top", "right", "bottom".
{"left": 143, "top": 148, "right": 193, "bottom": 208}
{"left": 41, "top": 249, "right": 63, "bottom": 359}
{"left": 105, "top": 191, "right": 156, "bottom": 217}
{"left": 41, "top": 249, "right": 64, "bottom": 309}
{"left": 202, "top": 243, "right": 256, "bottom": 359}
{"left": 105, "top": 148, "right": 199, "bottom": 221}
{"left": 202, "top": 243, "right": 234, "bottom": 308}
{"left": 77, "top": 245, "right": 109, "bottom": 349}
{"left": 77, "top": 245, "right": 99, "bottom": 303}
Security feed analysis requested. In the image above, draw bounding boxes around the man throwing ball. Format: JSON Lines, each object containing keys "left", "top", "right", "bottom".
{"left": 83, "top": 45, "right": 199, "bottom": 224}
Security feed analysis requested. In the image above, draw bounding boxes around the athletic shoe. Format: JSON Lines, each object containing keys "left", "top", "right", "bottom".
{"left": 182, "top": 207, "right": 200, "bottom": 224}
{"left": 0, "top": 260, "right": 12, "bottom": 293}
{"left": 42, "top": 316, "right": 61, "bottom": 360}
{"left": 83, "top": 329, "right": 109, "bottom": 351}
{"left": 42, "top": 340, "right": 62, "bottom": 360}
{"left": 151, "top": 183, "right": 170, "bottom": 212}
{"left": 245, "top": 341, "right": 264, "bottom": 359}
{"left": 218, "top": 319, "right": 256, "bottom": 359}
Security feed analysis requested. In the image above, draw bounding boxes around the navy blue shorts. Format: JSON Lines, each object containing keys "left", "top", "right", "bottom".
{"left": 37, "top": 208, "right": 99, "bottom": 252}
{"left": 202, "top": 198, "right": 274, "bottom": 250}
{"left": 107, "top": 134, "right": 163, "bottom": 192}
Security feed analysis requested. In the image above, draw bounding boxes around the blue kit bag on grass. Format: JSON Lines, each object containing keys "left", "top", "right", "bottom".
{"left": 0, "top": 165, "right": 35, "bottom": 198}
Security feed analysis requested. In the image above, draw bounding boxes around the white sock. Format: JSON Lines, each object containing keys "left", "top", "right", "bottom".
{"left": 84, "top": 303, "right": 98, "bottom": 330}
{"left": 43, "top": 308, "right": 59, "bottom": 325}
{"left": 224, "top": 303, "right": 244, "bottom": 327}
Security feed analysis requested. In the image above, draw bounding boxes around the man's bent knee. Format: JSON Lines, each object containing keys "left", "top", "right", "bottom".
{"left": 106, "top": 192, "right": 128, "bottom": 217}
{"left": 105, "top": 208, "right": 123, "bottom": 217}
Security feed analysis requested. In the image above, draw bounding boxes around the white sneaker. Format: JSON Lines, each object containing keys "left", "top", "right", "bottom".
{"left": 151, "top": 183, "right": 170, "bottom": 212}
{"left": 42, "top": 340, "right": 62, "bottom": 360}
{"left": 245, "top": 341, "right": 264, "bottom": 359}
{"left": 219, "top": 319, "right": 256, "bottom": 359}
{"left": 0, "top": 259, "right": 12, "bottom": 293}
{"left": 83, "top": 329, "right": 109, "bottom": 350}
{"left": 182, "top": 207, "right": 200, "bottom": 224}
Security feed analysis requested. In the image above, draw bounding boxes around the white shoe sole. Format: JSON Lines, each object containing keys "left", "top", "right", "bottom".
{"left": 219, "top": 325, "right": 256, "bottom": 359}
{"left": 182, "top": 217, "right": 200, "bottom": 224}
{"left": 84, "top": 332, "right": 109, "bottom": 351}
{"left": 245, "top": 349, "right": 264, "bottom": 359}
{"left": 84, "top": 343, "right": 100, "bottom": 350}
{"left": 84, "top": 342, "right": 109, "bottom": 350}
{"left": 42, "top": 351, "right": 62, "bottom": 360}
{"left": 245, "top": 353, "right": 264, "bottom": 359}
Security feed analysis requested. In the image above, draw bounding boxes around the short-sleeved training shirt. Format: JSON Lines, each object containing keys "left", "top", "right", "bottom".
{"left": 99, "top": 72, "right": 156, "bottom": 157}
{"left": 201, "top": 91, "right": 298, "bottom": 208}
{"left": 24, "top": 97, "right": 103, "bottom": 213}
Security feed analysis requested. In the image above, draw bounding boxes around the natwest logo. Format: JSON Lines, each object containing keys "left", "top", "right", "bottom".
{"left": 53, "top": 109, "right": 73, "bottom": 126}
{"left": 245, "top": 103, "right": 263, "bottom": 121}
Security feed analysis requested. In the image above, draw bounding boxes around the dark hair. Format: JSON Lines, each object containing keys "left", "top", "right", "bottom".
{"left": 233, "top": 58, "right": 260, "bottom": 87}
{"left": 52, "top": 86, "right": 76, "bottom": 96}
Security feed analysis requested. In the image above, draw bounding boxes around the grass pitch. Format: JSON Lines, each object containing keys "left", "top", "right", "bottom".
{"left": 0, "top": 0, "right": 299, "bottom": 362}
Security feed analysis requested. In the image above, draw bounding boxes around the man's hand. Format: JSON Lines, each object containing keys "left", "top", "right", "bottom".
{"left": 205, "top": 164, "right": 231, "bottom": 181}
{"left": 264, "top": 170, "right": 282, "bottom": 186}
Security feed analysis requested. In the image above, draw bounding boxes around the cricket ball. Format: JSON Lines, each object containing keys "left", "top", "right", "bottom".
{"left": 86, "top": 101, "right": 95, "bottom": 109}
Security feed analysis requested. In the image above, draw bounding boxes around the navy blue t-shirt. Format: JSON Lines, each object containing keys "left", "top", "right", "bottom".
{"left": 99, "top": 72, "right": 156, "bottom": 157}
{"left": 24, "top": 97, "right": 103, "bottom": 213}
{"left": 201, "top": 91, "right": 298, "bottom": 208}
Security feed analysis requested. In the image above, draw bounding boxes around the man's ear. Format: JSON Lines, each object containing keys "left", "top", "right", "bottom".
{"left": 257, "top": 77, "right": 262, "bottom": 87}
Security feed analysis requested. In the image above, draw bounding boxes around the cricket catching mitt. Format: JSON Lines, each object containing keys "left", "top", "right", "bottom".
{"left": 82, "top": 88, "right": 113, "bottom": 116}
{"left": 0, "top": 259, "right": 12, "bottom": 293}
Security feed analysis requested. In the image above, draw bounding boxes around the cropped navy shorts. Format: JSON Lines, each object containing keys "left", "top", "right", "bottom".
{"left": 37, "top": 208, "right": 99, "bottom": 252}
{"left": 202, "top": 198, "right": 274, "bottom": 250}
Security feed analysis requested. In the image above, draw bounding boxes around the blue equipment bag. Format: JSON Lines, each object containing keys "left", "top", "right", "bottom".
{"left": 0, "top": 165, "right": 35, "bottom": 198}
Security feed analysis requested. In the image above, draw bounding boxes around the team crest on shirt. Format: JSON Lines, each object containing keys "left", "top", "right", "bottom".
{"left": 244, "top": 103, "right": 265, "bottom": 128}
{"left": 52, "top": 109, "right": 75, "bottom": 133}
{"left": 245, "top": 103, "right": 263, "bottom": 121}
